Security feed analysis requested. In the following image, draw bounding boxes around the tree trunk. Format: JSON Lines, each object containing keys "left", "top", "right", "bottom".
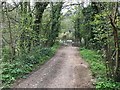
{"left": 46, "top": 2, "right": 63, "bottom": 47}
{"left": 109, "top": 2, "right": 120, "bottom": 81}
{"left": 33, "top": 2, "right": 48, "bottom": 46}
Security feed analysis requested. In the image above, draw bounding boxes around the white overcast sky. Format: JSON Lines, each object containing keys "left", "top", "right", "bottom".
{"left": 4, "top": 0, "right": 90, "bottom": 14}
{"left": 5, "top": 0, "right": 89, "bottom": 5}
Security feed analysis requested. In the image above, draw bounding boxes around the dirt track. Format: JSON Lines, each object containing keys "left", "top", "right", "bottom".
{"left": 14, "top": 46, "right": 93, "bottom": 88}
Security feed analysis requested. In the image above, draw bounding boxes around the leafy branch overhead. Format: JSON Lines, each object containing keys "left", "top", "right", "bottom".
{"left": 1, "top": 1, "right": 120, "bottom": 89}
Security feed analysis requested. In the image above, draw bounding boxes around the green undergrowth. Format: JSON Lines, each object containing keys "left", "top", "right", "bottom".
{"left": 1, "top": 44, "right": 59, "bottom": 88}
{"left": 80, "top": 48, "right": 120, "bottom": 89}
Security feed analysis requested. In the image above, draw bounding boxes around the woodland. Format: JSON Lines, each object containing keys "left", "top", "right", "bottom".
{"left": 1, "top": 0, "right": 120, "bottom": 89}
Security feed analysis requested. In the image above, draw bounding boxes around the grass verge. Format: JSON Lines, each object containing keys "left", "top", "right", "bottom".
{"left": 80, "top": 48, "right": 120, "bottom": 89}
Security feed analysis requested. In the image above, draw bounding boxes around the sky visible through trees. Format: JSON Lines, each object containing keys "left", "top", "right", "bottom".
{"left": 1, "top": 0, "right": 120, "bottom": 89}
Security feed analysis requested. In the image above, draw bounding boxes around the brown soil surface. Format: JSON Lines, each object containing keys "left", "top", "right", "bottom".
{"left": 14, "top": 46, "right": 94, "bottom": 88}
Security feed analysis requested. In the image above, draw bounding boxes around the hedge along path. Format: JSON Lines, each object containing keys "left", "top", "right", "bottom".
{"left": 14, "top": 45, "right": 94, "bottom": 88}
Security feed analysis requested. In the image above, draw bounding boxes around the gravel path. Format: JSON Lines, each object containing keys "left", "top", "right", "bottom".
{"left": 14, "top": 46, "right": 93, "bottom": 88}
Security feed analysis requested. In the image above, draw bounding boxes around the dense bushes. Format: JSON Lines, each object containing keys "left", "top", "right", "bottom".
{"left": 80, "top": 48, "right": 120, "bottom": 89}
{"left": 1, "top": 2, "right": 63, "bottom": 88}
{"left": 2, "top": 44, "right": 59, "bottom": 88}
